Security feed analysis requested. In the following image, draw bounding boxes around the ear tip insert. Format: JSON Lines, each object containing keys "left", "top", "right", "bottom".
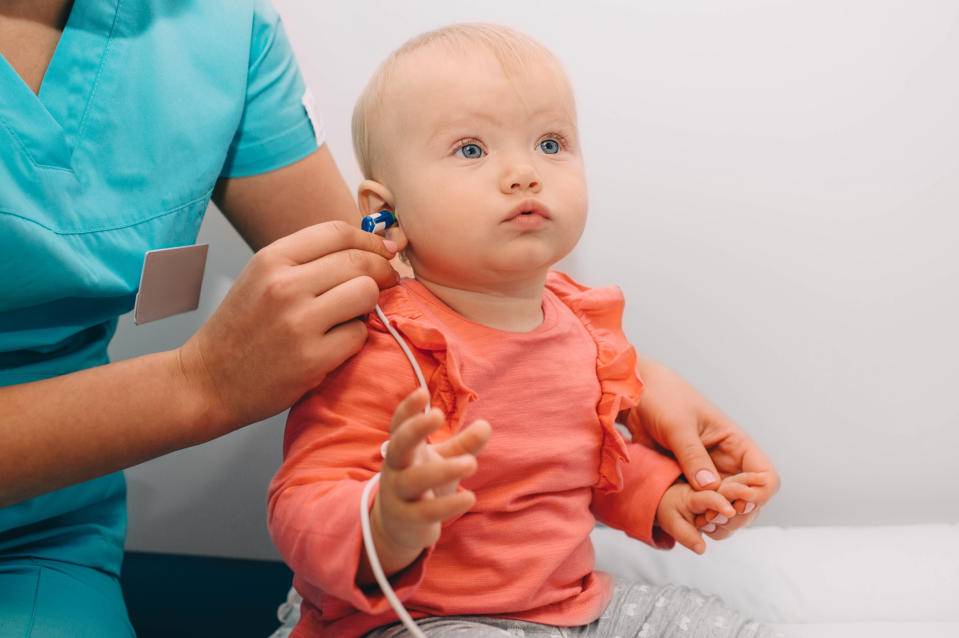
{"left": 362, "top": 210, "right": 397, "bottom": 235}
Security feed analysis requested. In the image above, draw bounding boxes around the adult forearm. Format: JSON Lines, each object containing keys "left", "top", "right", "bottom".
{"left": 0, "top": 220, "right": 399, "bottom": 510}
{"left": 0, "top": 347, "right": 231, "bottom": 508}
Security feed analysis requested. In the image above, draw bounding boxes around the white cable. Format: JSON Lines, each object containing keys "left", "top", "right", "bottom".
{"left": 360, "top": 474, "right": 426, "bottom": 638}
{"left": 358, "top": 304, "right": 430, "bottom": 637}
{"left": 374, "top": 304, "right": 430, "bottom": 404}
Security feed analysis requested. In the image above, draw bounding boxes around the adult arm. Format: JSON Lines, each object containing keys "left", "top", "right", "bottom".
{"left": 213, "top": 144, "right": 360, "bottom": 250}
{"left": 0, "top": 150, "right": 396, "bottom": 509}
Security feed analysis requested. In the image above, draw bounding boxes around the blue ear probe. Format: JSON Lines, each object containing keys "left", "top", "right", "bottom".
{"left": 358, "top": 208, "right": 429, "bottom": 638}
{"left": 361, "top": 209, "right": 397, "bottom": 235}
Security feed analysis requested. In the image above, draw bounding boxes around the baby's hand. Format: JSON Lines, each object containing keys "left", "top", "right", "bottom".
{"left": 656, "top": 481, "right": 735, "bottom": 554}
{"left": 370, "top": 387, "right": 491, "bottom": 577}
{"left": 695, "top": 472, "right": 771, "bottom": 538}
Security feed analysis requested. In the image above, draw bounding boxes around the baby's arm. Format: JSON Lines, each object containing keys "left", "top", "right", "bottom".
{"left": 359, "top": 387, "right": 491, "bottom": 583}
{"left": 267, "top": 325, "right": 445, "bottom": 610}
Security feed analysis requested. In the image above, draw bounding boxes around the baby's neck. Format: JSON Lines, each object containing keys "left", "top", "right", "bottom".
{"left": 416, "top": 275, "right": 547, "bottom": 332}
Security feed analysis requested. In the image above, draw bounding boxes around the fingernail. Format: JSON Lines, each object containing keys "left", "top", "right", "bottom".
{"left": 383, "top": 239, "right": 398, "bottom": 253}
{"left": 695, "top": 470, "right": 717, "bottom": 487}
{"left": 743, "top": 502, "right": 756, "bottom": 514}
{"left": 702, "top": 523, "right": 717, "bottom": 533}
{"left": 711, "top": 514, "right": 728, "bottom": 525}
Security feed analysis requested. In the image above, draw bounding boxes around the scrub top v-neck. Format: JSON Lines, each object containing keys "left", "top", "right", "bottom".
{"left": 0, "top": 0, "right": 319, "bottom": 576}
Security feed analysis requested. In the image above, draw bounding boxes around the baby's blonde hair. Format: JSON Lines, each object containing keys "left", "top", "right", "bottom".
{"left": 352, "top": 23, "right": 572, "bottom": 180}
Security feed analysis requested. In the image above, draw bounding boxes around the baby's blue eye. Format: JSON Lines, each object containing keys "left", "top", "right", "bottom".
{"left": 538, "top": 139, "right": 561, "bottom": 154}
{"left": 455, "top": 143, "right": 484, "bottom": 159}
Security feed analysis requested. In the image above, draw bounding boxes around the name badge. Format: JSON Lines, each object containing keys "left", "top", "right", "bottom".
{"left": 134, "top": 244, "right": 209, "bottom": 325}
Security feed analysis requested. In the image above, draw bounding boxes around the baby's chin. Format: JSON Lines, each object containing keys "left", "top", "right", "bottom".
{"left": 409, "top": 245, "right": 567, "bottom": 279}
{"left": 412, "top": 264, "right": 551, "bottom": 290}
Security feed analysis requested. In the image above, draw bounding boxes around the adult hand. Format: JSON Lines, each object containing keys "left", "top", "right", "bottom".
{"left": 625, "top": 359, "right": 780, "bottom": 538}
{"left": 177, "top": 221, "right": 399, "bottom": 437}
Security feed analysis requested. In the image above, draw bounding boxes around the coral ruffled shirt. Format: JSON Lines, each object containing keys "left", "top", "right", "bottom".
{"left": 268, "top": 272, "right": 682, "bottom": 637}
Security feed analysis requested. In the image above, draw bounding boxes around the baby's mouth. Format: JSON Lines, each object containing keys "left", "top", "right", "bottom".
{"left": 504, "top": 200, "right": 551, "bottom": 223}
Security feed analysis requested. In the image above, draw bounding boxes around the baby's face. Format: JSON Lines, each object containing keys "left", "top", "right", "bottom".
{"left": 376, "top": 43, "right": 588, "bottom": 290}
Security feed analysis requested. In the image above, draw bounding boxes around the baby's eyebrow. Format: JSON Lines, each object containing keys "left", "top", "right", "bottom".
{"left": 427, "top": 112, "right": 502, "bottom": 143}
{"left": 426, "top": 108, "right": 576, "bottom": 146}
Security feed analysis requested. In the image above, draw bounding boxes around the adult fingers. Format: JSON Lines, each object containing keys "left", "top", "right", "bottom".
{"left": 717, "top": 476, "right": 764, "bottom": 510}
{"left": 384, "top": 226, "right": 408, "bottom": 251}
{"left": 267, "top": 220, "right": 397, "bottom": 265}
{"left": 664, "top": 427, "right": 722, "bottom": 491}
{"left": 720, "top": 470, "right": 777, "bottom": 512}
{"left": 393, "top": 456, "right": 478, "bottom": 501}
{"left": 307, "top": 276, "right": 381, "bottom": 333}
{"left": 740, "top": 452, "right": 781, "bottom": 506}
{"left": 385, "top": 408, "right": 445, "bottom": 471}
{"left": 298, "top": 247, "right": 398, "bottom": 294}
{"left": 696, "top": 477, "right": 765, "bottom": 534}
{"left": 699, "top": 506, "right": 761, "bottom": 539}
{"left": 303, "top": 319, "right": 368, "bottom": 381}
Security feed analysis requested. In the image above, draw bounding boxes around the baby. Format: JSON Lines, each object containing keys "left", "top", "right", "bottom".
{"left": 268, "top": 23, "right": 774, "bottom": 638}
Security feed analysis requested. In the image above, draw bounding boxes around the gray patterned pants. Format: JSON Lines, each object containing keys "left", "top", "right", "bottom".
{"left": 365, "top": 578, "right": 785, "bottom": 637}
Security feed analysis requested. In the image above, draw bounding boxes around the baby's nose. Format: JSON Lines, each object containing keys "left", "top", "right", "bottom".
{"left": 500, "top": 163, "right": 542, "bottom": 193}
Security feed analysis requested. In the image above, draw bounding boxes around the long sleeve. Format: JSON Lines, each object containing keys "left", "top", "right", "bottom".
{"left": 590, "top": 441, "right": 682, "bottom": 549}
{"left": 266, "top": 324, "right": 434, "bottom": 614}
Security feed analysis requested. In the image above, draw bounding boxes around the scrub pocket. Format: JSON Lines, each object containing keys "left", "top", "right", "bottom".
{"left": 0, "top": 559, "right": 135, "bottom": 638}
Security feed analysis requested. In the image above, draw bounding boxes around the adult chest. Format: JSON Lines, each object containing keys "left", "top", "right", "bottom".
{"left": 0, "top": 0, "right": 251, "bottom": 329}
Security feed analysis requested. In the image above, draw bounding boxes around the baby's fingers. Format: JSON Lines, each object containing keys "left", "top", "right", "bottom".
{"left": 695, "top": 476, "right": 766, "bottom": 533}
{"left": 394, "top": 456, "right": 478, "bottom": 501}
{"left": 690, "top": 489, "right": 737, "bottom": 532}
{"left": 687, "top": 489, "right": 736, "bottom": 519}
{"left": 730, "top": 470, "right": 778, "bottom": 508}
{"left": 389, "top": 387, "right": 431, "bottom": 433}
{"left": 658, "top": 509, "right": 707, "bottom": 555}
{"left": 433, "top": 419, "right": 492, "bottom": 459}
{"left": 411, "top": 489, "right": 477, "bottom": 526}
{"left": 711, "top": 472, "right": 767, "bottom": 520}
{"left": 718, "top": 480, "right": 760, "bottom": 513}
{"left": 386, "top": 407, "right": 445, "bottom": 471}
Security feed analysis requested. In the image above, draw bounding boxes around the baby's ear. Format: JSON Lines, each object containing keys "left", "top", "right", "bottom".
{"left": 357, "top": 179, "right": 394, "bottom": 218}
{"left": 358, "top": 179, "right": 408, "bottom": 251}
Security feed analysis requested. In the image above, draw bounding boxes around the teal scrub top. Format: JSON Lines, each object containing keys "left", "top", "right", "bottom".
{"left": 0, "top": 0, "right": 319, "bottom": 575}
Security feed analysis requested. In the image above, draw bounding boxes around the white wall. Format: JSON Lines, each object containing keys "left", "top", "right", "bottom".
{"left": 114, "top": 0, "right": 959, "bottom": 560}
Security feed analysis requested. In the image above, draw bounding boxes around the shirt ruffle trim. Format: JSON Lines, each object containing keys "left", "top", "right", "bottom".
{"left": 545, "top": 271, "right": 644, "bottom": 493}
{"left": 368, "top": 287, "right": 478, "bottom": 444}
